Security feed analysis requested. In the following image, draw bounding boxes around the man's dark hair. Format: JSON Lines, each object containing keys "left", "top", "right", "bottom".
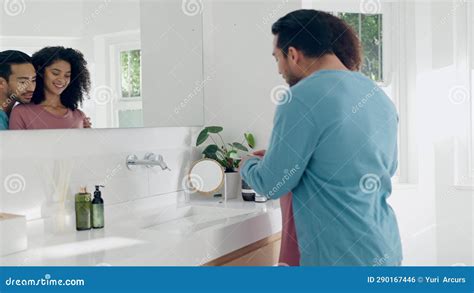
{"left": 0, "top": 50, "right": 33, "bottom": 82}
{"left": 272, "top": 9, "right": 362, "bottom": 70}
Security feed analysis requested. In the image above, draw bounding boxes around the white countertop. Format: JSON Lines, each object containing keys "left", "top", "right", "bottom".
{"left": 0, "top": 196, "right": 282, "bottom": 266}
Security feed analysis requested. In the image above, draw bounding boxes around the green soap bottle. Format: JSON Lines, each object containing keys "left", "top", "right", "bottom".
{"left": 92, "top": 185, "right": 105, "bottom": 229}
{"left": 75, "top": 186, "right": 91, "bottom": 231}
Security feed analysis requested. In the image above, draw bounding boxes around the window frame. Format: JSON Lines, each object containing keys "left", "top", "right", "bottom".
{"left": 114, "top": 44, "right": 143, "bottom": 102}
{"left": 111, "top": 42, "right": 144, "bottom": 128}
{"left": 331, "top": 8, "right": 393, "bottom": 88}
{"left": 468, "top": 1, "right": 474, "bottom": 181}
{"left": 452, "top": 1, "right": 474, "bottom": 189}
{"left": 302, "top": 1, "right": 394, "bottom": 87}
{"left": 103, "top": 31, "right": 143, "bottom": 128}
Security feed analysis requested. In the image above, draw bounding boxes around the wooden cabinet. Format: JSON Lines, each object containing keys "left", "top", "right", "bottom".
{"left": 203, "top": 233, "right": 281, "bottom": 266}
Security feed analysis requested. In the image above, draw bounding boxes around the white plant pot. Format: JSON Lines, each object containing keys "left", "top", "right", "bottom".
{"left": 223, "top": 172, "right": 241, "bottom": 200}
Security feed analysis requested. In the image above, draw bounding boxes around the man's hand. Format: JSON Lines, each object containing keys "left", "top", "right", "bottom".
{"left": 252, "top": 150, "right": 266, "bottom": 158}
{"left": 238, "top": 150, "right": 267, "bottom": 172}
{"left": 238, "top": 155, "right": 254, "bottom": 172}
{"left": 84, "top": 117, "right": 92, "bottom": 128}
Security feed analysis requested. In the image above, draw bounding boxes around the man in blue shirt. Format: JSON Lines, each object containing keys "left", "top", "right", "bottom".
{"left": 0, "top": 50, "right": 37, "bottom": 130}
{"left": 240, "top": 10, "right": 402, "bottom": 266}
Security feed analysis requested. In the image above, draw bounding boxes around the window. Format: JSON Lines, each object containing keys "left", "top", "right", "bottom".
{"left": 93, "top": 31, "right": 143, "bottom": 128}
{"left": 112, "top": 44, "right": 144, "bottom": 128}
{"left": 303, "top": 1, "right": 392, "bottom": 86}
{"left": 337, "top": 13, "right": 383, "bottom": 83}
{"left": 120, "top": 50, "right": 142, "bottom": 98}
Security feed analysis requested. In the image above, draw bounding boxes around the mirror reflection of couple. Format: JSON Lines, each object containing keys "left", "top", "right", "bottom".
{"left": 238, "top": 10, "right": 402, "bottom": 266}
{"left": 0, "top": 47, "right": 91, "bottom": 130}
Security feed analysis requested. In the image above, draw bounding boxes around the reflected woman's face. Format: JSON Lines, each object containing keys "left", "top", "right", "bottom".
{"left": 43, "top": 60, "right": 71, "bottom": 96}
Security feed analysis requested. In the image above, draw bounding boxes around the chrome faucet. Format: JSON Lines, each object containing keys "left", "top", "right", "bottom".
{"left": 126, "top": 153, "right": 171, "bottom": 171}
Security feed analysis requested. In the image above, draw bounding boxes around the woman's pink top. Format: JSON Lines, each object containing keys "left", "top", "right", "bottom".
{"left": 9, "top": 104, "right": 85, "bottom": 130}
{"left": 279, "top": 192, "right": 300, "bottom": 266}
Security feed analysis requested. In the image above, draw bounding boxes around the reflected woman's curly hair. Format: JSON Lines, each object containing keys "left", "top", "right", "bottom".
{"left": 32, "top": 46, "right": 91, "bottom": 110}
{"left": 322, "top": 12, "right": 363, "bottom": 71}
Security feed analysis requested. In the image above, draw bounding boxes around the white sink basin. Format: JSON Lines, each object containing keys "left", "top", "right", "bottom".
{"left": 138, "top": 205, "right": 255, "bottom": 235}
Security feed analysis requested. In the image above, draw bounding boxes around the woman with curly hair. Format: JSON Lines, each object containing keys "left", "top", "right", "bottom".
{"left": 9, "top": 46, "right": 92, "bottom": 130}
{"left": 272, "top": 11, "right": 363, "bottom": 267}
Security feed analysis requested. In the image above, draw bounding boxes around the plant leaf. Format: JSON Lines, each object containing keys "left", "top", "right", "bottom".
{"left": 244, "top": 133, "right": 255, "bottom": 149}
{"left": 196, "top": 129, "right": 209, "bottom": 146}
{"left": 202, "top": 144, "right": 219, "bottom": 159}
{"left": 226, "top": 150, "right": 236, "bottom": 156}
{"left": 217, "top": 159, "right": 227, "bottom": 168}
{"left": 205, "top": 126, "right": 223, "bottom": 133}
{"left": 216, "top": 149, "right": 226, "bottom": 160}
{"left": 232, "top": 142, "right": 248, "bottom": 152}
{"left": 227, "top": 150, "right": 240, "bottom": 160}
{"left": 224, "top": 158, "right": 235, "bottom": 172}
{"left": 233, "top": 160, "right": 241, "bottom": 169}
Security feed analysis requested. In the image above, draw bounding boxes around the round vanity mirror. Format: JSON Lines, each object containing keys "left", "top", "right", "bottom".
{"left": 187, "top": 159, "right": 224, "bottom": 195}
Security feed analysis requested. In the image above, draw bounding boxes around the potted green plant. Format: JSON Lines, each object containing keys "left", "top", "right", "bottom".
{"left": 196, "top": 126, "right": 255, "bottom": 199}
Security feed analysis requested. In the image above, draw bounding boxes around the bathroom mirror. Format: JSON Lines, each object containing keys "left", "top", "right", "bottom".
{"left": 186, "top": 159, "right": 224, "bottom": 195}
{"left": 0, "top": 0, "right": 204, "bottom": 130}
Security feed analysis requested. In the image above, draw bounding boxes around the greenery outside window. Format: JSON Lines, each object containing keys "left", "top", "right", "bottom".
{"left": 120, "top": 49, "right": 142, "bottom": 98}
{"left": 337, "top": 13, "right": 383, "bottom": 83}
{"left": 112, "top": 44, "right": 144, "bottom": 128}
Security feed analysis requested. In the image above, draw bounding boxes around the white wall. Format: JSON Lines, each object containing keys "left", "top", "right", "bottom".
{"left": 78, "top": 0, "right": 141, "bottom": 62}
{"left": 0, "top": 0, "right": 140, "bottom": 42}
{"left": 0, "top": 0, "right": 84, "bottom": 54}
{"left": 0, "top": 0, "right": 84, "bottom": 37}
{"left": 140, "top": 0, "right": 205, "bottom": 127}
{"left": 202, "top": 0, "right": 300, "bottom": 148}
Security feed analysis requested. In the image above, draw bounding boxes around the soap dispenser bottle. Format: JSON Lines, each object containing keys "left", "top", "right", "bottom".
{"left": 75, "top": 186, "right": 92, "bottom": 231}
{"left": 92, "top": 185, "right": 105, "bottom": 229}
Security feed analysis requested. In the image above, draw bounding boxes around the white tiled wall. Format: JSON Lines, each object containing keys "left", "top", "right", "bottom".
{"left": 0, "top": 127, "right": 200, "bottom": 221}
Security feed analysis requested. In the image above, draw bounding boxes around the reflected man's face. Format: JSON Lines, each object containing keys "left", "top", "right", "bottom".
{"left": 5, "top": 63, "right": 37, "bottom": 104}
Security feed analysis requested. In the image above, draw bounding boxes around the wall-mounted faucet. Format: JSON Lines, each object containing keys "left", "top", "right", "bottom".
{"left": 126, "top": 153, "right": 171, "bottom": 171}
